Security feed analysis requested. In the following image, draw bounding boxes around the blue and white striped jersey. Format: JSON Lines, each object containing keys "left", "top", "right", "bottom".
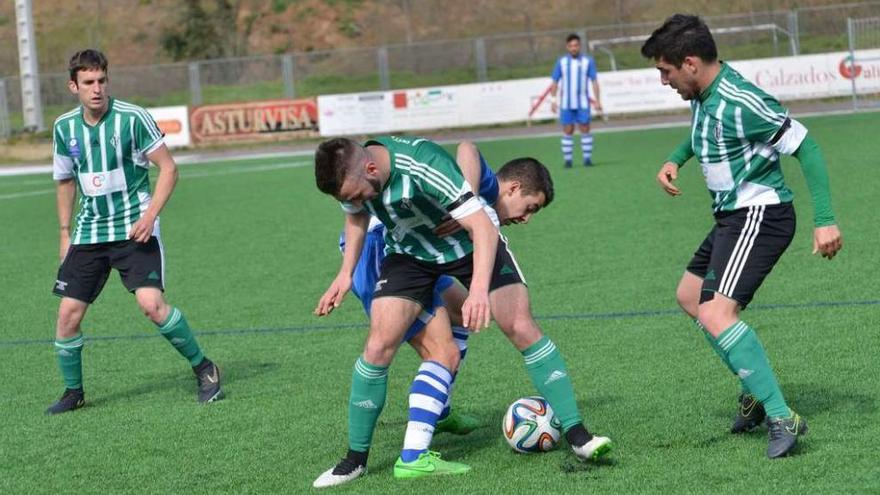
{"left": 551, "top": 54, "right": 598, "bottom": 110}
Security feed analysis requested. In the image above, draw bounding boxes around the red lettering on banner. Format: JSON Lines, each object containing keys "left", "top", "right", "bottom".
{"left": 190, "top": 99, "right": 318, "bottom": 143}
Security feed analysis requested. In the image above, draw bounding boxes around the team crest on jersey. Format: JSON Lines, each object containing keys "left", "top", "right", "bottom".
{"left": 713, "top": 121, "right": 724, "bottom": 142}
{"left": 68, "top": 138, "right": 81, "bottom": 159}
{"left": 110, "top": 134, "right": 119, "bottom": 149}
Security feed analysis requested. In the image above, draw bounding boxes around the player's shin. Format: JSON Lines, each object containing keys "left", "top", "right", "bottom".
{"left": 439, "top": 327, "right": 469, "bottom": 420}
{"left": 400, "top": 361, "right": 452, "bottom": 462}
{"left": 521, "top": 336, "right": 584, "bottom": 436}
{"left": 156, "top": 307, "right": 205, "bottom": 366}
{"left": 55, "top": 333, "right": 84, "bottom": 390}
{"left": 348, "top": 356, "right": 388, "bottom": 454}
{"left": 696, "top": 319, "right": 750, "bottom": 394}
{"left": 717, "top": 321, "right": 790, "bottom": 418}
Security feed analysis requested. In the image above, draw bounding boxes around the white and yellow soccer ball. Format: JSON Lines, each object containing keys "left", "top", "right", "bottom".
{"left": 502, "top": 396, "right": 562, "bottom": 453}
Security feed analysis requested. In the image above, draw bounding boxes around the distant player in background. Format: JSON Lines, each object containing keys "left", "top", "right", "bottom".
{"left": 47, "top": 49, "right": 223, "bottom": 415}
{"left": 642, "top": 15, "right": 843, "bottom": 458}
{"left": 550, "top": 33, "right": 602, "bottom": 168}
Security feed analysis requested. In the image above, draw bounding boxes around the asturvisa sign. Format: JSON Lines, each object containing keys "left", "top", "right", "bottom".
{"left": 190, "top": 99, "right": 318, "bottom": 143}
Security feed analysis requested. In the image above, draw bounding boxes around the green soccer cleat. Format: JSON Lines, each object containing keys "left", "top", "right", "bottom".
{"left": 393, "top": 451, "right": 471, "bottom": 479}
{"left": 731, "top": 393, "right": 766, "bottom": 434}
{"left": 767, "top": 411, "right": 808, "bottom": 459}
{"left": 435, "top": 410, "right": 480, "bottom": 435}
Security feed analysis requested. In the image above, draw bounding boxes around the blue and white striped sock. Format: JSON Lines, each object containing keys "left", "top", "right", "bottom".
{"left": 561, "top": 135, "right": 573, "bottom": 163}
{"left": 581, "top": 133, "right": 594, "bottom": 162}
{"left": 439, "top": 327, "right": 469, "bottom": 420}
{"left": 400, "top": 361, "right": 452, "bottom": 462}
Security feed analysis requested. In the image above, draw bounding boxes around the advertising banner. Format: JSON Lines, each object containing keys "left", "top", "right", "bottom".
{"left": 318, "top": 49, "right": 880, "bottom": 137}
{"left": 190, "top": 98, "right": 318, "bottom": 143}
{"left": 146, "top": 106, "right": 191, "bottom": 148}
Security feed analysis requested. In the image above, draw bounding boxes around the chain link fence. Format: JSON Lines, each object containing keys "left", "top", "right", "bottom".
{"left": 848, "top": 16, "right": 880, "bottom": 108}
{"left": 1, "top": 2, "right": 879, "bottom": 137}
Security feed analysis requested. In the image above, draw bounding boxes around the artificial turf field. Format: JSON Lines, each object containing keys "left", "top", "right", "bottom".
{"left": 1, "top": 112, "right": 878, "bottom": 493}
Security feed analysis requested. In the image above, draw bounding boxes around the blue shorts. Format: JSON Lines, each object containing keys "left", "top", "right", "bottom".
{"left": 560, "top": 108, "right": 591, "bottom": 125}
{"left": 345, "top": 226, "right": 456, "bottom": 343}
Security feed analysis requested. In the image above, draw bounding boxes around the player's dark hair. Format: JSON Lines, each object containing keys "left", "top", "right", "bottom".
{"left": 497, "top": 158, "right": 555, "bottom": 207}
{"left": 315, "top": 138, "right": 362, "bottom": 196}
{"left": 640, "top": 14, "right": 717, "bottom": 67}
{"left": 68, "top": 49, "right": 108, "bottom": 82}
{"left": 566, "top": 33, "right": 581, "bottom": 43}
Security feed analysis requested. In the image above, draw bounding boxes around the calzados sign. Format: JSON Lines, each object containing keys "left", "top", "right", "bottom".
{"left": 190, "top": 99, "right": 318, "bottom": 143}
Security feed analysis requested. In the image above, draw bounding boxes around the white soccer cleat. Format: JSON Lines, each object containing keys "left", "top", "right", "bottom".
{"left": 312, "top": 461, "right": 367, "bottom": 488}
{"left": 571, "top": 435, "right": 613, "bottom": 462}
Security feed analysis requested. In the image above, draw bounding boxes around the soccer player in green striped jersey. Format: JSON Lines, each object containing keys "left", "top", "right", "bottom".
{"left": 642, "top": 15, "right": 843, "bottom": 458}
{"left": 312, "top": 136, "right": 612, "bottom": 486}
{"left": 46, "top": 49, "right": 223, "bottom": 414}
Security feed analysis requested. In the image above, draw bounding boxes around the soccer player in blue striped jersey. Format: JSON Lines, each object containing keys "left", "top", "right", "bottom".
{"left": 550, "top": 33, "right": 602, "bottom": 167}
{"left": 46, "top": 50, "right": 222, "bottom": 414}
{"left": 642, "top": 15, "right": 843, "bottom": 459}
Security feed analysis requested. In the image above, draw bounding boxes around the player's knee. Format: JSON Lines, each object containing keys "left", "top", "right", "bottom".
{"left": 696, "top": 301, "right": 736, "bottom": 334}
{"left": 502, "top": 315, "right": 542, "bottom": 349}
{"left": 56, "top": 306, "right": 84, "bottom": 336}
{"left": 363, "top": 337, "right": 396, "bottom": 366}
{"left": 675, "top": 285, "right": 699, "bottom": 318}
{"left": 137, "top": 297, "right": 168, "bottom": 324}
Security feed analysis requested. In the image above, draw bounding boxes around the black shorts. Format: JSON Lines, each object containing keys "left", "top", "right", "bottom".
{"left": 374, "top": 234, "right": 526, "bottom": 309}
{"left": 687, "top": 203, "right": 795, "bottom": 309}
{"left": 52, "top": 237, "right": 165, "bottom": 304}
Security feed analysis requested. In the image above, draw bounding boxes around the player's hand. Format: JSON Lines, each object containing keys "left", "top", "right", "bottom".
{"left": 315, "top": 274, "right": 352, "bottom": 316}
{"left": 461, "top": 290, "right": 491, "bottom": 331}
{"left": 813, "top": 225, "right": 842, "bottom": 260}
{"left": 656, "top": 162, "right": 681, "bottom": 196}
{"left": 551, "top": 102, "right": 558, "bottom": 114}
{"left": 433, "top": 216, "right": 463, "bottom": 237}
{"left": 128, "top": 213, "right": 156, "bottom": 243}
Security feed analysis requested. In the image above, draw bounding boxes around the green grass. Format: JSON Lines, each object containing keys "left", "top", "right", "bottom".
{"left": 1, "top": 113, "right": 879, "bottom": 493}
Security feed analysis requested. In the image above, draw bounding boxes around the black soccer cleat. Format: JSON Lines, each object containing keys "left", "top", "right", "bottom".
{"left": 766, "top": 412, "right": 808, "bottom": 459}
{"left": 313, "top": 451, "right": 369, "bottom": 488}
{"left": 731, "top": 393, "right": 766, "bottom": 434}
{"left": 564, "top": 161, "right": 573, "bottom": 169}
{"left": 194, "top": 359, "right": 224, "bottom": 403}
{"left": 45, "top": 388, "right": 85, "bottom": 415}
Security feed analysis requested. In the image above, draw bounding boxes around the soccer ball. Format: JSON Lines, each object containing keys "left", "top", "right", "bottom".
{"left": 502, "top": 396, "right": 562, "bottom": 453}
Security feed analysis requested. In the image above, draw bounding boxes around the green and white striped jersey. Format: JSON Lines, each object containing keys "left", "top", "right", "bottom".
{"left": 683, "top": 63, "right": 808, "bottom": 212}
{"left": 341, "top": 136, "right": 483, "bottom": 264}
{"left": 53, "top": 98, "right": 165, "bottom": 245}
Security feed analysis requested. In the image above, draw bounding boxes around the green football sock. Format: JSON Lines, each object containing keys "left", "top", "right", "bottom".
{"left": 695, "top": 319, "right": 750, "bottom": 394}
{"left": 348, "top": 356, "right": 388, "bottom": 452}
{"left": 55, "top": 333, "right": 84, "bottom": 390}
{"left": 716, "top": 321, "right": 790, "bottom": 418}
{"left": 157, "top": 307, "right": 205, "bottom": 367}
{"left": 522, "top": 336, "right": 582, "bottom": 431}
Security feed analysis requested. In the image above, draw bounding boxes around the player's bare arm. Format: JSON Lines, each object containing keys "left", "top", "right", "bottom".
{"left": 129, "top": 144, "right": 179, "bottom": 243}
{"left": 316, "top": 211, "right": 369, "bottom": 316}
{"left": 55, "top": 178, "right": 76, "bottom": 261}
{"left": 456, "top": 209, "right": 497, "bottom": 330}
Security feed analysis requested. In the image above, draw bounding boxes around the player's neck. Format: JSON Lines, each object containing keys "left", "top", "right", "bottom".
{"left": 82, "top": 104, "right": 109, "bottom": 126}
{"left": 696, "top": 62, "right": 723, "bottom": 95}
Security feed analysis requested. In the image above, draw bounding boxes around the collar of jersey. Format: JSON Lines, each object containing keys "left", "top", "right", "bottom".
{"left": 699, "top": 62, "right": 729, "bottom": 102}
{"left": 78, "top": 97, "right": 115, "bottom": 128}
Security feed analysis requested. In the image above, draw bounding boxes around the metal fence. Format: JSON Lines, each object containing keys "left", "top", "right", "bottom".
{"left": 2, "top": 2, "right": 880, "bottom": 137}
{"left": 848, "top": 16, "right": 880, "bottom": 109}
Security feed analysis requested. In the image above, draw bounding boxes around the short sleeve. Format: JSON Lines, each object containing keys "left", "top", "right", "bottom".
{"left": 134, "top": 109, "right": 165, "bottom": 155}
{"left": 551, "top": 59, "right": 562, "bottom": 82}
{"left": 408, "top": 141, "right": 481, "bottom": 220}
{"left": 587, "top": 56, "right": 598, "bottom": 80}
{"left": 52, "top": 124, "right": 74, "bottom": 180}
